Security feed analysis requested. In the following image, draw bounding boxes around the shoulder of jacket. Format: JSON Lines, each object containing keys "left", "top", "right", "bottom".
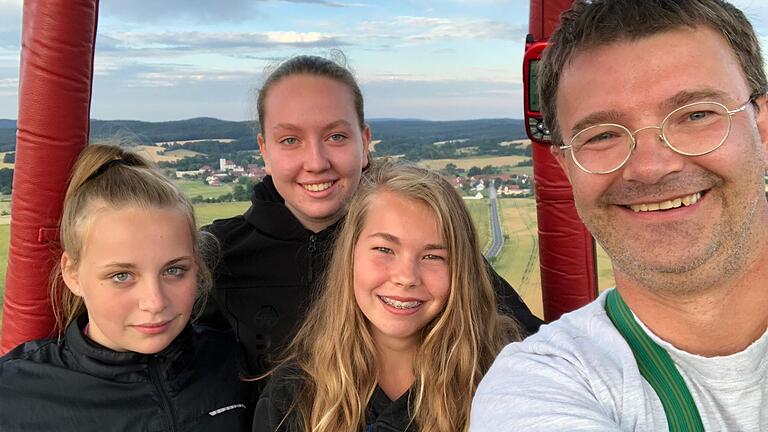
{"left": 0, "top": 337, "right": 61, "bottom": 367}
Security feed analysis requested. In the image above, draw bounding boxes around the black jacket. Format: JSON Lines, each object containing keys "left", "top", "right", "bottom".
{"left": 202, "top": 176, "right": 543, "bottom": 375}
{"left": 0, "top": 314, "right": 254, "bottom": 432}
{"left": 252, "top": 365, "right": 418, "bottom": 432}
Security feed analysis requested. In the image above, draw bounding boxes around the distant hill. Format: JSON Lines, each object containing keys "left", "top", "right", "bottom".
{"left": 0, "top": 117, "right": 528, "bottom": 157}
{"left": 90, "top": 117, "right": 256, "bottom": 144}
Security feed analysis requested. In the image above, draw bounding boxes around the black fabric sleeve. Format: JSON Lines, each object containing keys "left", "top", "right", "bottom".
{"left": 251, "top": 366, "right": 301, "bottom": 432}
{"left": 486, "top": 258, "right": 544, "bottom": 336}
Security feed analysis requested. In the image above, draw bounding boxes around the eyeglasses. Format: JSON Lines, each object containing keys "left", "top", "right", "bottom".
{"left": 559, "top": 100, "right": 752, "bottom": 174}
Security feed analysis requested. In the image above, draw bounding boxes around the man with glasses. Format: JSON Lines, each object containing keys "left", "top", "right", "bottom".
{"left": 471, "top": 0, "right": 768, "bottom": 430}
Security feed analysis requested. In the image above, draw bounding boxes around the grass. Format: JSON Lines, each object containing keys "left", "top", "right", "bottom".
{"left": 0, "top": 224, "right": 10, "bottom": 331}
{"left": 175, "top": 179, "right": 233, "bottom": 199}
{"left": 464, "top": 200, "right": 491, "bottom": 252}
{"left": 135, "top": 145, "right": 202, "bottom": 163}
{"left": 419, "top": 155, "right": 530, "bottom": 171}
{"left": 492, "top": 198, "right": 544, "bottom": 318}
{"left": 194, "top": 202, "right": 251, "bottom": 227}
{"left": 0, "top": 153, "right": 13, "bottom": 169}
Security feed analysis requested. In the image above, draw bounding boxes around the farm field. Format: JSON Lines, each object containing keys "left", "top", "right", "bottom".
{"left": 134, "top": 145, "right": 202, "bottom": 163}
{"left": 175, "top": 179, "right": 233, "bottom": 199}
{"left": 195, "top": 202, "right": 250, "bottom": 226}
{"left": 464, "top": 200, "right": 491, "bottom": 252}
{"left": 419, "top": 155, "right": 529, "bottom": 171}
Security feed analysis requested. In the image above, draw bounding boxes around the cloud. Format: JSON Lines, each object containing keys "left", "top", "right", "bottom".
{"left": 0, "top": 0, "right": 21, "bottom": 50}
{"left": 362, "top": 78, "right": 525, "bottom": 120}
{"left": 100, "top": 0, "right": 357, "bottom": 23}
{"left": 355, "top": 15, "right": 526, "bottom": 44}
{"left": 96, "top": 31, "right": 348, "bottom": 55}
{"left": 92, "top": 61, "right": 257, "bottom": 89}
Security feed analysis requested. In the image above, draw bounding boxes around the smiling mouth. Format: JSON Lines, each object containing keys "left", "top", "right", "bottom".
{"left": 302, "top": 181, "right": 334, "bottom": 192}
{"left": 378, "top": 295, "right": 423, "bottom": 309}
{"left": 626, "top": 192, "right": 702, "bottom": 213}
{"left": 135, "top": 319, "right": 172, "bottom": 328}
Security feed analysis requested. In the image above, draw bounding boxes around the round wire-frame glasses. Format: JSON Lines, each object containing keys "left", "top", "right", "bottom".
{"left": 559, "top": 100, "right": 752, "bottom": 174}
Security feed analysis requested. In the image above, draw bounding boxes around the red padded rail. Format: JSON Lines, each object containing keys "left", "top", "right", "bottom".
{"left": 1, "top": 0, "right": 98, "bottom": 353}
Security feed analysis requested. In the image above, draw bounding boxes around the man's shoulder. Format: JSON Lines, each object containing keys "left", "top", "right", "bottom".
{"left": 470, "top": 291, "right": 655, "bottom": 431}
{"left": 492, "top": 292, "right": 625, "bottom": 371}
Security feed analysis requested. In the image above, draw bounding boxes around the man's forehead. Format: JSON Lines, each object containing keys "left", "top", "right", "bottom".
{"left": 556, "top": 26, "right": 748, "bottom": 131}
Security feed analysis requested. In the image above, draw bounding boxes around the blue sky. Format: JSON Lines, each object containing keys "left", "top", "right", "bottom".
{"left": 0, "top": 0, "right": 766, "bottom": 121}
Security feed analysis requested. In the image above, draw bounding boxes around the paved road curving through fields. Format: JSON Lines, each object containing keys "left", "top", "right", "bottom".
{"left": 485, "top": 179, "right": 504, "bottom": 259}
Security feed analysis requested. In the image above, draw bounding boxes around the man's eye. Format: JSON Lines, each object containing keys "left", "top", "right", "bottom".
{"left": 329, "top": 133, "right": 347, "bottom": 142}
{"left": 686, "top": 110, "right": 715, "bottom": 122}
{"left": 280, "top": 137, "right": 298, "bottom": 145}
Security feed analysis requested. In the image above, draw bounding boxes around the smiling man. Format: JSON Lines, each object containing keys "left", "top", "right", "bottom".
{"left": 470, "top": 0, "right": 768, "bottom": 430}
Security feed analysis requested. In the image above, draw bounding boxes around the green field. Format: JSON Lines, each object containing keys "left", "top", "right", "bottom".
{"left": 0, "top": 224, "right": 9, "bottom": 331}
{"left": 464, "top": 200, "right": 491, "bottom": 252}
{"left": 175, "top": 179, "right": 234, "bottom": 199}
{"left": 195, "top": 202, "right": 250, "bottom": 226}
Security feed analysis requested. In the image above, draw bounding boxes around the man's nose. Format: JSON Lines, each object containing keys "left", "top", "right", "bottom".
{"left": 622, "top": 126, "right": 685, "bottom": 184}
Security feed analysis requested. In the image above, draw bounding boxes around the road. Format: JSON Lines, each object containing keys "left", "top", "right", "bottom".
{"left": 485, "top": 179, "right": 504, "bottom": 259}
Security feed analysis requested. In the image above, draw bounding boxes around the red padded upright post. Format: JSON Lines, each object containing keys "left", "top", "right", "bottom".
{"left": 528, "top": 0, "right": 598, "bottom": 322}
{"left": 1, "top": 0, "right": 99, "bottom": 353}
{"left": 532, "top": 143, "right": 597, "bottom": 321}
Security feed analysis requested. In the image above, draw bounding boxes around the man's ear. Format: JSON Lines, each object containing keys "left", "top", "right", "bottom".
{"left": 61, "top": 252, "right": 82, "bottom": 297}
{"left": 257, "top": 133, "right": 271, "bottom": 175}
{"left": 550, "top": 144, "right": 572, "bottom": 182}
{"left": 752, "top": 94, "right": 768, "bottom": 163}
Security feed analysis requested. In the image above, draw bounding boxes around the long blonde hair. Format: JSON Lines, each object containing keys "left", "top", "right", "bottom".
{"left": 50, "top": 144, "right": 214, "bottom": 333}
{"left": 276, "top": 159, "right": 522, "bottom": 431}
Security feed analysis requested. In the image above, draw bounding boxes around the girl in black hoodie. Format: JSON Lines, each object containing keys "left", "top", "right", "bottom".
{"left": 0, "top": 144, "right": 253, "bottom": 431}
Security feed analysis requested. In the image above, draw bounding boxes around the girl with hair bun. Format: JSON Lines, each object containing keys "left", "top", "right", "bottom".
{"left": 202, "top": 52, "right": 542, "bottom": 383}
{"left": 0, "top": 144, "right": 253, "bottom": 431}
{"left": 253, "top": 160, "right": 522, "bottom": 432}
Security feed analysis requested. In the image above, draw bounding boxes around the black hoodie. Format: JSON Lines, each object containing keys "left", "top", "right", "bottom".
{"left": 0, "top": 314, "right": 254, "bottom": 431}
{"left": 201, "top": 176, "right": 543, "bottom": 376}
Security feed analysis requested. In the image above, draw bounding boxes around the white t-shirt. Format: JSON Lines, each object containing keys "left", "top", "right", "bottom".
{"left": 470, "top": 289, "right": 768, "bottom": 431}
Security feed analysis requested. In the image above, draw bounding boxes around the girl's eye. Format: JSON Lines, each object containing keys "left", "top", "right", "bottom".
{"left": 164, "top": 266, "right": 187, "bottom": 278}
{"left": 110, "top": 272, "right": 131, "bottom": 283}
{"left": 279, "top": 137, "right": 298, "bottom": 145}
{"left": 423, "top": 254, "right": 446, "bottom": 261}
{"left": 374, "top": 247, "right": 393, "bottom": 254}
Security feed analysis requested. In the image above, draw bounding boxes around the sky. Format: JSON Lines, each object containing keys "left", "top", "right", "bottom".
{"left": 0, "top": 0, "right": 767, "bottom": 122}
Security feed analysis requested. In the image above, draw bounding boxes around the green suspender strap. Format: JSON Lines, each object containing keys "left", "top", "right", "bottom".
{"left": 604, "top": 289, "right": 704, "bottom": 432}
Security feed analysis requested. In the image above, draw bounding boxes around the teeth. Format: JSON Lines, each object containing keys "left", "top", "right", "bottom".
{"left": 379, "top": 296, "right": 423, "bottom": 309}
{"left": 629, "top": 192, "right": 701, "bottom": 212}
{"left": 303, "top": 181, "right": 333, "bottom": 192}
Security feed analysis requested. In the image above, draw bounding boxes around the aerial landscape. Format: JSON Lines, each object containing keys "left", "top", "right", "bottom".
{"left": 0, "top": 116, "right": 626, "bottom": 333}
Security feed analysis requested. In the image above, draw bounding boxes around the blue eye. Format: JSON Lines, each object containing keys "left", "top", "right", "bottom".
{"left": 586, "top": 131, "right": 620, "bottom": 144}
{"left": 329, "top": 133, "right": 347, "bottom": 142}
{"left": 374, "top": 247, "right": 393, "bottom": 254}
{"left": 279, "top": 137, "right": 298, "bottom": 145}
{"left": 164, "top": 266, "right": 187, "bottom": 278}
{"left": 686, "top": 111, "right": 714, "bottom": 122}
{"left": 110, "top": 272, "right": 131, "bottom": 283}
{"left": 423, "top": 254, "right": 446, "bottom": 261}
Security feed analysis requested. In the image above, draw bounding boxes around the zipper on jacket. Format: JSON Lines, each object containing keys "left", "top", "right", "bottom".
{"left": 307, "top": 234, "right": 317, "bottom": 283}
{"left": 149, "top": 355, "right": 178, "bottom": 432}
